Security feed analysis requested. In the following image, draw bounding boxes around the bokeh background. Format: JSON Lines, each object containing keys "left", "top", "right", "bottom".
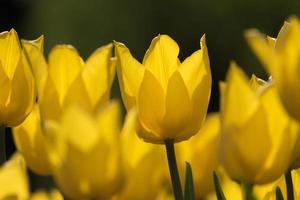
{"left": 1, "top": 0, "right": 300, "bottom": 191}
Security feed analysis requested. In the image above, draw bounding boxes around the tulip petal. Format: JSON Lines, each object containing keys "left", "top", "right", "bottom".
{"left": 22, "top": 40, "right": 48, "bottom": 99}
{"left": 0, "top": 29, "right": 21, "bottom": 79}
{"left": 48, "top": 45, "right": 84, "bottom": 104}
{"left": 256, "top": 86, "right": 293, "bottom": 182}
{"left": 39, "top": 77, "right": 62, "bottom": 121}
{"left": 0, "top": 61, "right": 11, "bottom": 109}
{"left": 13, "top": 104, "right": 52, "bottom": 175}
{"left": 115, "top": 41, "right": 144, "bottom": 110}
{"left": 143, "top": 35, "right": 179, "bottom": 89}
{"left": 185, "top": 73, "right": 211, "bottom": 139}
{"left": 1, "top": 51, "right": 35, "bottom": 127}
{"left": 22, "top": 35, "right": 44, "bottom": 53}
{"left": 249, "top": 74, "right": 267, "bottom": 91}
{"left": 60, "top": 106, "right": 101, "bottom": 153}
{"left": 0, "top": 154, "right": 29, "bottom": 200}
{"left": 245, "top": 30, "right": 279, "bottom": 79}
{"left": 64, "top": 76, "right": 93, "bottom": 113}
{"left": 137, "top": 70, "right": 165, "bottom": 142}
{"left": 275, "top": 21, "right": 291, "bottom": 50}
{"left": 179, "top": 35, "right": 211, "bottom": 96}
{"left": 222, "top": 62, "right": 259, "bottom": 127}
{"left": 83, "top": 43, "right": 114, "bottom": 108}
{"left": 162, "top": 71, "right": 191, "bottom": 140}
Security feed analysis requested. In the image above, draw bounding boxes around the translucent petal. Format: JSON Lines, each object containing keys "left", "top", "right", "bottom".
{"left": 179, "top": 35, "right": 211, "bottom": 96}
{"left": 0, "top": 29, "right": 21, "bottom": 79}
{"left": 83, "top": 43, "right": 114, "bottom": 108}
{"left": 48, "top": 45, "right": 84, "bottom": 104}
{"left": 115, "top": 41, "right": 144, "bottom": 110}
{"left": 143, "top": 35, "right": 179, "bottom": 89}
{"left": 137, "top": 70, "right": 165, "bottom": 141}
{"left": 162, "top": 71, "right": 191, "bottom": 140}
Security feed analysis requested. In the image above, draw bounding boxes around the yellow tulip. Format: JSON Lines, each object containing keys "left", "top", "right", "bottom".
{"left": 113, "top": 109, "right": 169, "bottom": 200}
{"left": 0, "top": 29, "right": 36, "bottom": 127}
{"left": 44, "top": 101, "right": 124, "bottom": 199}
{"left": 115, "top": 34, "right": 211, "bottom": 143}
{"left": 246, "top": 17, "right": 300, "bottom": 121}
{"left": 23, "top": 40, "right": 116, "bottom": 121}
{"left": 12, "top": 104, "right": 52, "bottom": 175}
{"left": 219, "top": 63, "right": 299, "bottom": 184}
{"left": 177, "top": 114, "right": 220, "bottom": 199}
{"left": 0, "top": 153, "right": 29, "bottom": 200}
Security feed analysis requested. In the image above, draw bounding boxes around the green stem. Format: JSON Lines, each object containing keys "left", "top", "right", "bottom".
{"left": 0, "top": 126, "right": 6, "bottom": 164}
{"left": 165, "top": 139, "right": 183, "bottom": 200}
{"left": 243, "top": 181, "right": 256, "bottom": 200}
{"left": 285, "top": 170, "right": 294, "bottom": 200}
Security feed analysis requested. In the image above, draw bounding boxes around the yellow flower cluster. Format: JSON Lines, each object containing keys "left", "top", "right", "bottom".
{"left": 0, "top": 17, "right": 300, "bottom": 200}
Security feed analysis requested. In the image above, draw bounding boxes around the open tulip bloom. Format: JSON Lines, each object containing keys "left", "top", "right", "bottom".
{"left": 115, "top": 34, "right": 211, "bottom": 200}
{"left": 115, "top": 34, "right": 211, "bottom": 144}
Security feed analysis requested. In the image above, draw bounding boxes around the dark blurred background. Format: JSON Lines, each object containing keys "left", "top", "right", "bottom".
{"left": 1, "top": 0, "right": 300, "bottom": 191}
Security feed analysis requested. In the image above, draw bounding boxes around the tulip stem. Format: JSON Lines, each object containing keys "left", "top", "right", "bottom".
{"left": 285, "top": 169, "right": 294, "bottom": 200}
{"left": 0, "top": 126, "right": 6, "bottom": 164}
{"left": 165, "top": 139, "right": 183, "bottom": 200}
{"left": 242, "top": 182, "right": 255, "bottom": 200}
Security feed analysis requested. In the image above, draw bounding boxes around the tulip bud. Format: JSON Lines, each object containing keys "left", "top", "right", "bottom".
{"left": 115, "top": 35, "right": 211, "bottom": 143}
{"left": 0, "top": 29, "right": 35, "bottom": 127}
{"left": 219, "top": 63, "right": 299, "bottom": 184}
{"left": 23, "top": 41, "right": 115, "bottom": 121}
{"left": 44, "top": 101, "right": 124, "bottom": 199}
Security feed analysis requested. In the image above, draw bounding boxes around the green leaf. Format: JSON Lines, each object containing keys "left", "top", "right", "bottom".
{"left": 213, "top": 171, "right": 227, "bottom": 200}
{"left": 184, "top": 162, "right": 196, "bottom": 200}
{"left": 275, "top": 186, "right": 284, "bottom": 200}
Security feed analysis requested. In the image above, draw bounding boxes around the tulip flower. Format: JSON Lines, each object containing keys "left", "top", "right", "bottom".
{"left": 219, "top": 63, "right": 299, "bottom": 184}
{"left": 13, "top": 104, "right": 52, "bottom": 175}
{"left": 114, "top": 109, "right": 169, "bottom": 200}
{"left": 0, "top": 29, "right": 35, "bottom": 127}
{"left": 115, "top": 34, "right": 211, "bottom": 143}
{"left": 245, "top": 17, "right": 300, "bottom": 121}
{"left": 23, "top": 40, "right": 115, "bottom": 121}
{"left": 44, "top": 101, "right": 124, "bottom": 199}
{"left": 177, "top": 114, "right": 220, "bottom": 199}
{"left": 0, "top": 153, "right": 29, "bottom": 199}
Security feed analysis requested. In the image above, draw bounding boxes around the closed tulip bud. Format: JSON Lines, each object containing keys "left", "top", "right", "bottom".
{"left": 115, "top": 35, "right": 211, "bottom": 143}
{"left": 114, "top": 109, "right": 169, "bottom": 200}
{"left": 0, "top": 153, "right": 29, "bottom": 200}
{"left": 13, "top": 104, "right": 52, "bottom": 175}
{"left": 44, "top": 101, "right": 124, "bottom": 199}
{"left": 23, "top": 41, "right": 115, "bottom": 121}
{"left": 177, "top": 114, "right": 220, "bottom": 199}
{"left": 0, "top": 29, "right": 35, "bottom": 127}
{"left": 246, "top": 17, "right": 300, "bottom": 121}
{"left": 219, "top": 63, "right": 299, "bottom": 184}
